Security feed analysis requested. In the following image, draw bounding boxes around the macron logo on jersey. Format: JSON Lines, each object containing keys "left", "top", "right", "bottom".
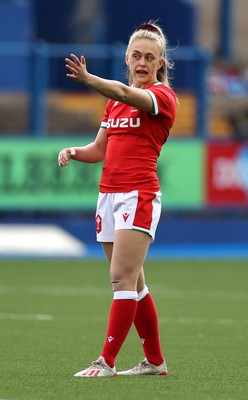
{"left": 107, "top": 117, "right": 141, "bottom": 129}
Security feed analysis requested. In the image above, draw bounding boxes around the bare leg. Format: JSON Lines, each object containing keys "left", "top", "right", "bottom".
{"left": 101, "top": 242, "right": 113, "bottom": 263}
{"left": 109, "top": 229, "right": 150, "bottom": 291}
{"left": 100, "top": 230, "right": 150, "bottom": 366}
{"left": 102, "top": 241, "right": 146, "bottom": 292}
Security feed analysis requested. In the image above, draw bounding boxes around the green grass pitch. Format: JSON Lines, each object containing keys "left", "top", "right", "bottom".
{"left": 0, "top": 258, "right": 247, "bottom": 400}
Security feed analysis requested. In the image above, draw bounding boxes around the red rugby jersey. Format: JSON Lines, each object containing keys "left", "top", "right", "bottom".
{"left": 99, "top": 82, "right": 176, "bottom": 192}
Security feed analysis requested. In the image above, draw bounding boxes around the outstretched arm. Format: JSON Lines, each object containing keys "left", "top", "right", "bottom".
{"left": 65, "top": 54, "right": 153, "bottom": 112}
{"left": 58, "top": 127, "right": 107, "bottom": 167}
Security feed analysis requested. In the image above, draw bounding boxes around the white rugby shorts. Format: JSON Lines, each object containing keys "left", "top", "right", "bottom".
{"left": 95, "top": 190, "right": 162, "bottom": 242}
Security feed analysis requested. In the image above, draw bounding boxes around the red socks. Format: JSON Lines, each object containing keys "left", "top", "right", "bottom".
{"left": 100, "top": 288, "right": 164, "bottom": 368}
{"left": 101, "top": 291, "right": 138, "bottom": 367}
{"left": 134, "top": 288, "right": 164, "bottom": 366}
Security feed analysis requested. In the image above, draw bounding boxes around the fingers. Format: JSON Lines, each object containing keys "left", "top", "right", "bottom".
{"left": 58, "top": 148, "right": 75, "bottom": 167}
{"left": 65, "top": 55, "right": 78, "bottom": 77}
{"left": 65, "top": 54, "right": 82, "bottom": 69}
{"left": 65, "top": 54, "right": 86, "bottom": 79}
{"left": 65, "top": 57, "right": 76, "bottom": 67}
{"left": 58, "top": 149, "right": 68, "bottom": 167}
{"left": 70, "top": 53, "right": 80, "bottom": 64}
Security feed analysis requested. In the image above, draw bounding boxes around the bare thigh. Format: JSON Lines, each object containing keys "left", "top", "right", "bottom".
{"left": 102, "top": 229, "right": 150, "bottom": 292}
{"left": 102, "top": 241, "right": 146, "bottom": 293}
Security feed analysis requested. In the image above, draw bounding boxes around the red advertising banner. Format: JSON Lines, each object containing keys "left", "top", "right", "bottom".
{"left": 206, "top": 142, "right": 248, "bottom": 206}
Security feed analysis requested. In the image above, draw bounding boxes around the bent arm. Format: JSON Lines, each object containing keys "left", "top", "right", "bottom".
{"left": 72, "top": 127, "right": 107, "bottom": 163}
{"left": 58, "top": 127, "right": 107, "bottom": 167}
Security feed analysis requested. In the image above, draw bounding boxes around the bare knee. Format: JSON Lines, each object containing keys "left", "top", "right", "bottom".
{"left": 110, "top": 271, "right": 137, "bottom": 292}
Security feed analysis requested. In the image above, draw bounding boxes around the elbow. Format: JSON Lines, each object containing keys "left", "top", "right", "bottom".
{"left": 94, "top": 144, "right": 106, "bottom": 163}
{"left": 96, "top": 154, "right": 105, "bottom": 163}
{"left": 119, "top": 90, "right": 129, "bottom": 104}
{"left": 116, "top": 85, "right": 130, "bottom": 104}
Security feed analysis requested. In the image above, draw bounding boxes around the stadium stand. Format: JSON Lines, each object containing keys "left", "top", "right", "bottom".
{"left": 1, "top": 0, "right": 247, "bottom": 138}
{"left": 1, "top": 0, "right": 248, "bottom": 258}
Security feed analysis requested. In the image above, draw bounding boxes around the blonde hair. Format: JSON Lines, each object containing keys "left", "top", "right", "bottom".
{"left": 126, "top": 21, "right": 173, "bottom": 87}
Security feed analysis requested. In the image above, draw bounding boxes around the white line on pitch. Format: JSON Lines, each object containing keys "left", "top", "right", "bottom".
{"left": 159, "top": 316, "right": 248, "bottom": 325}
{"left": 0, "top": 313, "right": 53, "bottom": 321}
{"left": 1, "top": 285, "right": 248, "bottom": 301}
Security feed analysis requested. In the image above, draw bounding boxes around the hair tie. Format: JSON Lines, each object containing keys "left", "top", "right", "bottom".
{"left": 136, "top": 23, "right": 160, "bottom": 34}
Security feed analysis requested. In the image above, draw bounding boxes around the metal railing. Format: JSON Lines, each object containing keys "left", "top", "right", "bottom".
{"left": 0, "top": 41, "right": 211, "bottom": 137}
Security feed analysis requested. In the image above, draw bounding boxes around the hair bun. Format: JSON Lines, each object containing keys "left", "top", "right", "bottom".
{"left": 136, "top": 23, "right": 161, "bottom": 35}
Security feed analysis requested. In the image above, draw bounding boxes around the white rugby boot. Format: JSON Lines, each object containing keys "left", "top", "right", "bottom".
{"left": 117, "top": 357, "right": 168, "bottom": 376}
{"left": 74, "top": 356, "right": 117, "bottom": 377}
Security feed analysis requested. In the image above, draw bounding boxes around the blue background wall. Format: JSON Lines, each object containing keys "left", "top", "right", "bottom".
{"left": 0, "top": 0, "right": 199, "bottom": 91}
{"left": 0, "top": 0, "right": 34, "bottom": 90}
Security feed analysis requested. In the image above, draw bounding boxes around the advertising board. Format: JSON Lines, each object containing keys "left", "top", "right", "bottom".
{"left": 0, "top": 138, "right": 204, "bottom": 210}
{"left": 206, "top": 143, "right": 248, "bottom": 206}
